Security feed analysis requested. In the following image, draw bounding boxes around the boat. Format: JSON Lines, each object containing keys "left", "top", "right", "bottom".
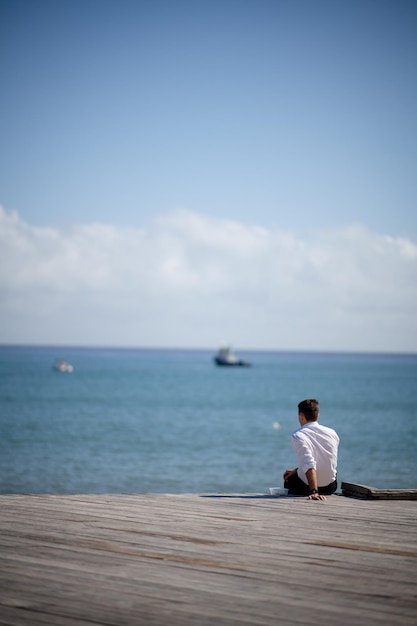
{"left": 213, "top": 346, "right": 251, "bottom": 367}
{"left": 53, "top": 359, "right": 74, "bottom": 373}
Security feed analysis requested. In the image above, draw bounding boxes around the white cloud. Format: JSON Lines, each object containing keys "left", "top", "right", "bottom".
{"left": 1, "top": 205, "right": 416, "bottom": 351}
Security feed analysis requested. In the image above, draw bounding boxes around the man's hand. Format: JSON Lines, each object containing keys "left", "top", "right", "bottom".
{"left": 283, "top": 468, "right": 297, "bottom": 481}
{"left": 308, "top": 492, "right": 326, "bottom": 501}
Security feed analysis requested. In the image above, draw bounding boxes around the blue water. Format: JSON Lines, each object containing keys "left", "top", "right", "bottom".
{"left": 0, "top": 346, "right": 416, "bottom": 494}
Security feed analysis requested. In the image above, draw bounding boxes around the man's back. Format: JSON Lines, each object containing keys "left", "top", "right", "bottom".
{"left": 292, "top": 421, "right": 339, "bottom": 487}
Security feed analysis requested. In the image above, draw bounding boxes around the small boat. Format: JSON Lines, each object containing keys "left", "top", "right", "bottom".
{"left": 213, "top": 346, "right": 251, "bottom": 367}
{"left": 53, "top": 359, "right": 74, "bottom": 373}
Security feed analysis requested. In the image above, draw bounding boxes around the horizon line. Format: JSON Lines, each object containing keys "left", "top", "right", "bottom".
{"left": 1, "top": 343, "right": 416, "bottom": 357}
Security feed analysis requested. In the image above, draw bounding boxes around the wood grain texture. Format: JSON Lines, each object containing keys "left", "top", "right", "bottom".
{"left": 0, "top": 493, "right": 416, "bottom": 625}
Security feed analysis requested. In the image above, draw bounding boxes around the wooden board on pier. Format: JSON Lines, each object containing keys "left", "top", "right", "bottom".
{"left": 341, "top": 481, "right": 417, "bottom": 499}
{"left": 0, "top": 493, "right": 416, "bottom": 625}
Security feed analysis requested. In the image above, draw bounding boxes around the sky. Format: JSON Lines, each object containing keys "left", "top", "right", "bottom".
{"left": 1, "top": 0, "right": 416, "bottom": 352}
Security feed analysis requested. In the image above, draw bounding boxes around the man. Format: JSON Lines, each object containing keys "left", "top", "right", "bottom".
{"left": 283, "top": 399, "right": 339, "bottom": 501}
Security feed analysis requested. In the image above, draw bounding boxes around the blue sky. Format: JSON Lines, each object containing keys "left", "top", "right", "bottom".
{"left": 1, "top": 0, "right": 417, "bottom": 351}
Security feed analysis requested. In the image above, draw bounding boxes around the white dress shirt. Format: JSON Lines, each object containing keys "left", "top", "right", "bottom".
{"left": 291, "top": 420, "right": 339, "bottom": 487}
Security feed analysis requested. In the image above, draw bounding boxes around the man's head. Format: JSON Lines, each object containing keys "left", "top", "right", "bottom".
{"left": 298, "top": 398, "right": 319, "bottom": 423}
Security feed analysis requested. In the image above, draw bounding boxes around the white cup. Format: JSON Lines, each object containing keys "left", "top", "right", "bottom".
{"left": 269, "top": 487, "right": 289, "bottom": 496}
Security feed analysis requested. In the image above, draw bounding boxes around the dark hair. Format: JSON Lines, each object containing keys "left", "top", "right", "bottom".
{"left": 298, "top": 399, "right": 319, "bottom": 421}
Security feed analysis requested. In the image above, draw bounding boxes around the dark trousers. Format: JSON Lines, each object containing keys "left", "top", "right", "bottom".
{"left": 284, "top": 471, "right": 337, "bottom": 496}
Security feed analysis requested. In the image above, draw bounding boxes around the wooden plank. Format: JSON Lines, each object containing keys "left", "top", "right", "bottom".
{"left": 341, "top": 482, "right": 417, "bottom": 499}
{"left": 0, "top": 494, "right": 416, "bottom": 625}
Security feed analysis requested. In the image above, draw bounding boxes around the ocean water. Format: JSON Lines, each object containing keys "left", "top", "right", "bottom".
{"left": 0, "top": 346, "right": 416, "bottom": 494}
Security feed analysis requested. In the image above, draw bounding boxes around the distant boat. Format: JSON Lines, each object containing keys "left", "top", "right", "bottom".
{"left": 53, "top": 359, "right": 74, "bottom": 373}
{"left": 213, "top": 347, "right": 251, "bottom": 367}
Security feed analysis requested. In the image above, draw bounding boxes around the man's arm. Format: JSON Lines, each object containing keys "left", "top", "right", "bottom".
{"left": 305, "top": 468, "right": 326, "bottom": 501}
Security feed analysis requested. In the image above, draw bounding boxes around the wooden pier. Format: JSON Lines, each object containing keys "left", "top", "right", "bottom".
{"left": 0, "top": 493, "right": 416, "bottom": 625}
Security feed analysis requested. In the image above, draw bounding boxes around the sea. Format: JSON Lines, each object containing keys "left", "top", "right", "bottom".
{"left": 1, "top": 346, "right": 416, "bottom": 495}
